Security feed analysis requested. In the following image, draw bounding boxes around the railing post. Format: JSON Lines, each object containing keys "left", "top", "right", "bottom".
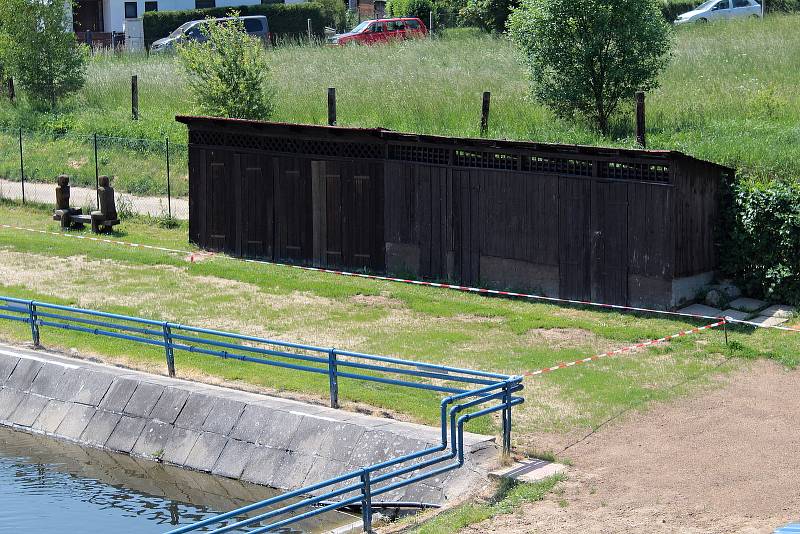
{"left": 328, "top": 348, "right": 339, "bottom": 408}
{"left": 28, "top": 301, "right": 40, "bottom": 347}
{"left": 18, "top": 128, "right": 25, "bottom": 203}
{"left": 501, "top": 381, "right": 512, "bottom": 456}
{"left": 163, "top": 322, "right": 176, "bottom": 377}
{"left": 360, "top": 469, "right": 373, "bottom": 533}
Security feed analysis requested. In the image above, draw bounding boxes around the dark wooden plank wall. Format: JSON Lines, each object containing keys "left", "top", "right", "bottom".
{"left": 672, "top": 158, "right": 720, "bottom": 277}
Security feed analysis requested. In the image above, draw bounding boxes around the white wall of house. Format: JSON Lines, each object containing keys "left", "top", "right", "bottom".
{"left": 101, "top": 0, "right": 262, "bottom": 33}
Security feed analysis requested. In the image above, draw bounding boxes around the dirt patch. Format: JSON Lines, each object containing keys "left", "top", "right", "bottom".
{"left": 464, "top": 360, "right": 800, "bottom": 533}
{"left": 68, "top": 157, "right": 88, "bottom": 170}
{"left": 525, "top": 328, "right": 600, "bottom": 350}
{"left": 350, "top": 293, "right": 404, "bottom": 307}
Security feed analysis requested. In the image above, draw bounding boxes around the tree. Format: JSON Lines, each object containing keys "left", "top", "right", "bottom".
{"left": 460, "top": 0, "right": 518, "bottom": 33}
{"left": 177, "top": 13, "right": 274, "bottom": 121}
{"left": 508, "top": 0, "right": 672, "bottom": 134}
{"left": 0, "top": 0, "right": 88, "bottom": 110}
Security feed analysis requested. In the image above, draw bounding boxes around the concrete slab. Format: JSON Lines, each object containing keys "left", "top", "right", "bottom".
{"left": 184, "top": 431, "right": 228, "bottom": 472}
{"left": 80, "top": 410, "right": 122, "bottom": 447}
{"left": 308, "top": 420, "right": 366, "bottom": 463}
{"left": 55, "top": 403, "right": 97, "bottom": 440}
{"left": 721, "top": 309, "right": 753, "bottom": 322}
{"left": 72, "top": 370, "right": 115, "bottom": 405}
{"left": 271, "top": 451, "right": 316, "bottom": 490}
{"left": 105, "top": 415, "right": 147, "bottom": 453}
{"left": 256, "top": 410, "right": 304, "bottom": 449}
{"left": 163, "top": 426, "right": 201, "bottom": 465}
{"left": 124, "top": 382, "right": 165, "bottom": 418}
{"left": 0, "top": 354, "right": 19, "bottom": 385}
{"left": 32, "top": 399, "right": 71, "bottom": 433}
{"left": 174, "top": 392, "right": 216, "bottom": 430}
{"left": 677, "top": 304, "right": 723, "bottom": 317}
{"left": 229, "top": 403, "right": 274, "bottom": 443}
{"left": 729, "top": 297, "right": 768, "bottom": 313}
{"left": 759, "top": 304, "right": 796, "bottom": 319}
{"left": 5, "top": 358, "right": 43, "bottom": 391}
{"left": 304, "top": 457, "right": 351, "bottom": 494}
{"left": 749, "top": 315, "right": 789, "bottom": 327}
{"left": 489, "top": 458, "right": 567, "bottom": 483}
{"left": 132, "top": 420, "right": 173, "bottom": 459}
{"left": 150, "top": 387, "right": 190, "bottom": 424}
{"left": 28, "top": 363, "right": 66, "bottom": 398}
{"left": 98, "top": 377, "right": 139, "bottom": 413}
{"left": 10, "top": 393, "right": 50, "bottom": 427}
{"left": 202, "top": 397, "right": 245, "bottom": 435}
{"left": 0, "top": 388, "right": 26, "bottom": 421}
{"left": 211, "top": 439, "right": 255, "bottom": 479}
{"left": 241, "top": 446, "right": 288, "bottom": 486}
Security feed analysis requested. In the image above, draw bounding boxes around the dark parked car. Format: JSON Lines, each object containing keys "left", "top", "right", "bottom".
{"left": 150, "top": 15, "right": 269, "bottom": 52}
{"left": 328, "top": 17, "right": 428, "bottom": 45}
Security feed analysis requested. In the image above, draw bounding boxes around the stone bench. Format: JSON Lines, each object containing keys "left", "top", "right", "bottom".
{"left": 53, "top": 175, "right": 120, "bottom": 234}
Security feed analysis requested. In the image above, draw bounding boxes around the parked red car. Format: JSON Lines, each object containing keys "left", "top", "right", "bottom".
{"left": 329, "top": 17, "right": 428, "bottom": 45}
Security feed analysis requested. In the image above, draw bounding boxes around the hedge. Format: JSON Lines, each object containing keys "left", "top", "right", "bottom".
{"left": 660, "top": 0, "right": 800, "bottom": 21}
{"left": 143, "top": 2, "right": 333, "bottom": 42}
{"left": 719, "top": 177, "right": 800, "bottom": 305}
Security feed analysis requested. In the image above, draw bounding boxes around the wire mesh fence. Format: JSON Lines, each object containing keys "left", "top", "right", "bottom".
{"left": 0, "top": 128, "right": 188, "bottom": 220}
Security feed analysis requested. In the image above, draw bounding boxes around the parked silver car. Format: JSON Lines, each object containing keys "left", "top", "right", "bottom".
{"left": 674, "top": 0, "right": 763, "bottom": 24}
{"left": 150, "top": 15, "right": 269, "bottom": 52}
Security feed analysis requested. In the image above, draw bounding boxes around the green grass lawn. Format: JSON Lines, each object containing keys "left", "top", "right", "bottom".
{"left": 0, "top": 14, "right": 799, "bottom": 190}
{"left": 1, "top": 202, "right": 798, "bottom": 447}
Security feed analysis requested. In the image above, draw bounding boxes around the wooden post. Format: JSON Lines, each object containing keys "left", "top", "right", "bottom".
{"left": 480, "top": 91, "right": 491, "bottom": 137}
{"left": 327, "top": 87, "right": 336, "bottom": 126}
{"left": 7, "top": 77, "right": 14, "bottom": 103}
{"left": 131, "top": 75, "right": 139, "bottom": 120}
{"left": 635, "top": 91, "right": 646, "bottom": 148}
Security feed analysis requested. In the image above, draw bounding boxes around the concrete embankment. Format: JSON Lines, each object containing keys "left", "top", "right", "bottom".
{"left": 0, "top": 342, "right": 497, "bottom": 504}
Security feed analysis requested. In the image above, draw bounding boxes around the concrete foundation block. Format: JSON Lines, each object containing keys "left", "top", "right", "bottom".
{"left": 28, "top": 363, "right": 66, "bottom": 398}
{"left": 6, "top": 358, "right": 43, "bottom": 391}
{"left": 32, "top": 399, "right": 71, "bottom": 433}
{"left": 0, "top": 388, "right": 26, "bottom": 421}
{"left": 105, "top": 415, "right": 147, "bottom": 453}
{"left": 55, "top": 403, "right": 97, "bottom": 440}
{"left": 150, "top": 387, "right": 190, "bottom": 424}
{"left": 184, "top": 431, "right": 228, "bottom": 472}
{"left": 72, "top": 370, "right": 115, "bottom": 406}
{"left": 211, "top": 439, "right": 255, "bottom": 479}
{"left": 202, "top": 397, "right": 245, "bottom": 435}
{"left": 79, "top": 410, "right": 121, "bottom": 447}
{"left": 124, "top": 382, "right": 165, "bottom": 418}
{"left": 729, "top": 297, "right": 768, "bottom": 313}
{"left": 132, "top": 420, "right": 173, "bottom": 459}
{"left": 163, "top": 426, "right": 201, "bottom": 465}
{"left": 98, "top": 377, "right": 139, "bottom": 413}
{"left": 11, "top": 393, "right": 50, "bottom": 427}
{"left": 175, "top": 392, "right": 216, "bottom": 430}
{"left": 0, "top": 354, "right": 19, "bottom": 385}
{"left": 256, "top": 410, "right": 304, "bottom": 449}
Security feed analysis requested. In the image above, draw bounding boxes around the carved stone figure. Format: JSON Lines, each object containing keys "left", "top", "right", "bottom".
{"left": 91, "top": 176, "right": 119, "bottom": 233}
{"left": 55, "top": 175, "right": 71, "bottom": 210}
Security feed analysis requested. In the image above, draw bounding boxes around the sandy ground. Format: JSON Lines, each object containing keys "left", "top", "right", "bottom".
{"left": 465, "top": 360, "right": 800, "bottom": 534}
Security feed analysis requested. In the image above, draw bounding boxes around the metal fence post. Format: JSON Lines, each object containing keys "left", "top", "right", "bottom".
{"left": 328, "top": 348, "right": 339, "bottom": 408}
{"left": 163, "top": 322, "right": 176, "bottom": 377}
{"left": 165, "top": 137, "right": 172, "bottom": 218}
{"left": 28, "top": 301, "right": 40, "bottom": 347}
{"left": 501, "top": 381, "right": 512, "bottom": 456}
{"left": 360, "top": 469, "right": 373, "bottom": 533}
{"left": 94, "top": 133, "right": 100, "bottom": 208}
{"left": 18, "top": 128, "right": 25, "bottom": 203}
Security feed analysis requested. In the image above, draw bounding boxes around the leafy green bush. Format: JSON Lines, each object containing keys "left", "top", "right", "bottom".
{"left": 508, "top": 0, "right": 673, "bottom": 134}
{"left": 177, "top": 14, "right": 274, "bottom": 120}
{"left": 720, "top": 177, "right": 800, "bottom": 305}
{"left": 459, "top": 0, "right": 517, "bottom": 32}
{"left": 143, "top": 3, "right": 334, "bottom": 42}
{"left": 387, "top": 0, "right": 435, "bottom": 20}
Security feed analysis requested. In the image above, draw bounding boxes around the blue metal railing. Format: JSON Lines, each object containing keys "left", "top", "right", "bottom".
{"left": 0, "top": 296, "right": 524, "bottom": 533}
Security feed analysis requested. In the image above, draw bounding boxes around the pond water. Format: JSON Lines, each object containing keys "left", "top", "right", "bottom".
{"left": 0, "top": 426, "right": 355, "bottom": 533}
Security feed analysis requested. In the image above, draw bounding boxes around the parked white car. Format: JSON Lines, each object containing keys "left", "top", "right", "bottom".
{"left": 674, "top": 0, "right": 763, "bottom": 24}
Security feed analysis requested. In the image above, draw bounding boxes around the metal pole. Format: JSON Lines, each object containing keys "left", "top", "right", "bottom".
{"left": 166, "top": 137, "right": 172, "bottom": 218}
{"left": 94, "top": 133, "right": 100, "bottom": 208}
{"left": 19, "top": 128, "right": 25, "bottom": 203}
{"left": 360, "top": 469, "right": 373, "bottom": 533}
{"left": 635, "top": 91, "right": 646, "bottom": 148}
{"left": 480, "top": 91, "right": 491, "bottom": 137}
{"left": 723, "top": 319, "right": 728, "bottom": 346}
{"left": 327, "top": 87, "right": 336, "bottom": 126}
{"left": 131, "top": 74, "right": 139, "bottom": 120}
{"left": 307, "top": 18, "right": 312, "bottom": 41}
{"left": 501, "top": 382, "right": 511, "bottom": 456}
{"left": 328, "top": 349, "right": 339, "bottom": 408}
{"left": 429, "top": 10, "right": 433, "bottom": 32}
{"left": 163, "top": 323, "right": 176, "bottom": 377}
{"left": 28, "top": 301, "right": 40, "bottom": 347}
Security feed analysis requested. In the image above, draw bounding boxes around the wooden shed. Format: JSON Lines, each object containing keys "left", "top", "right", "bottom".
{"left": 176, "top": 116, "right": 734, "bottom": 309}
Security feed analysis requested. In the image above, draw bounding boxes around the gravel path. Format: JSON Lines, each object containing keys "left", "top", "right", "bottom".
{"left": 0, "top": 178, "right": 188, "bottom": 220}
{"left": 467, "top": 359, "right": 799, "bottom": 533}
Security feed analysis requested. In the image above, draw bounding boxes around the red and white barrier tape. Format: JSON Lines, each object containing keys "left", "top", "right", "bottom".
{"left": 724, "top": 317, "right": 800, "bottom": 333}
{"left": 526, "top": 319, "right": 728, "bottom": 377}
{"left": 2, "top": 223, "right": 797, "bottom": 332}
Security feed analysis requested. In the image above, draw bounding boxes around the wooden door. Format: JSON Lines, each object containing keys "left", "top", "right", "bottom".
{"left": 558, "top": 178, "right": 592, "bottom": 300}
{"left": 590, "top": 181, "right": 629, "bottom": 304}
{"left": 274, "top": 156, "right": 312, "bottom": 262}
{"left": 236, "top": 152, "right": 274, "bottom": 259}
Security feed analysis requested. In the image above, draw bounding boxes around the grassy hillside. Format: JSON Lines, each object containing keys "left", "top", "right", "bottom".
{"left": 0, "top": 15, "right": 798, "bottom": 184}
